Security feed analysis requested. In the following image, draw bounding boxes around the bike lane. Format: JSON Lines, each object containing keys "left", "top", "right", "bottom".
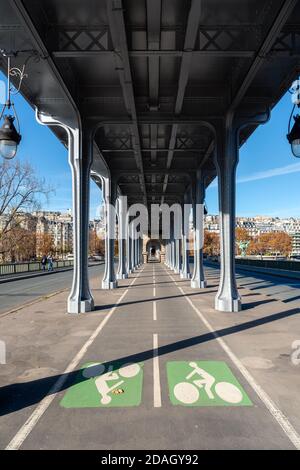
{"left": 6, "top": 263, "right": 297, "bottom": 449}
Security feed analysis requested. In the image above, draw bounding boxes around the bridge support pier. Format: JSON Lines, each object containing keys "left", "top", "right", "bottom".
{"left": 127, "top": 221, "right": 133, "bottom": 274}
{"left": 171, "top": 236, "right": 175, "bottom": 271}
{"left": 36, "top": 112, "right": 95, "bottom": 314}
{"left": 102, "top": 177, "right": 118, "bottom": 290}
{"left": 116, "top": 196, "right": 128, "bottom": 280}
{"left": 180, "top": 198, "right": 191, "bottom": 280}
{"left": 165, "top": 242, "right": 169, "bottom": 267}
{"left": 130, "top": 223, "right": 137, "bottom": 271}
{"left": 191, "top": 170, "right": 207, "bottom": 289}
{"left": 168, "top": 242, "right": 171, "bottom": 268}
{"left": 134, "top": 237, "right": 139, "bottom": 268}
{"left": 214, "top": 119, "right": 241, "bottom": 312}
{"left": 67, "top": 127, "right": 95, "bottom": 313}
{"left": 174, "top": 239, "right": 181, "bottom": 274}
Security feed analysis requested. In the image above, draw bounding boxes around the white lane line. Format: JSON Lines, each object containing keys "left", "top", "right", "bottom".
{"left": 153, "top": 333, "right": 162, "bottom": 408}
{"left": 6, "top": 267, "right": 145, "bottom": 451}
{"left": 153, "top": 301, "right": 157, "bottom": 321}
{"left": 153, "top": 286, "right": 156, "bottom": 297}
{"left": 165, "top": 267, "right": 300, "bottom": 451}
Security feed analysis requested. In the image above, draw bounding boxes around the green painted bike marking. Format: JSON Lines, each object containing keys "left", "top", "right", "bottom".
{"left": 167, "top": 361, "right": 252, "bottom": 407}
{"left": 60, "top": 361, "right": 144, "bottom": 408}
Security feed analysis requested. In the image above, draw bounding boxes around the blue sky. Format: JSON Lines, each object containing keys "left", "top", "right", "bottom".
{"left": 206, "top": 92, "right": 300, "bottom": 217}
{"left": 0, "top": 71, "right": 102, "bottom": 218}
{"left": 1, "top": 70, "right": 299, "bottom": 218}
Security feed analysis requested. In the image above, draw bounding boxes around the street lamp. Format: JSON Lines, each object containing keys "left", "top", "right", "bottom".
{"left": 0, "top": 115, "right": 21, "bottom": 159}
{"left": 287, "top": 79, "right": 300, "bottom": 158}
{"left": 287, "top": 114, "right": 300, "bottom": 158}
{"left": 0, "top": 52, "right": 29, "bottom": 159}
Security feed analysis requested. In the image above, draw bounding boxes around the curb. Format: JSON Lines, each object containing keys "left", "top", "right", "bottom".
{"left": 0, "top": 288, "right": 69, "bottom": 318}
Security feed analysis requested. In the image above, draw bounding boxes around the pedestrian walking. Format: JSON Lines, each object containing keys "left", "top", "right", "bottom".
{"left": 47, "top": 253, "right": 54, "bottom": 272}
{"left": 41, "top": 255, "right": 47, "bottom": 271}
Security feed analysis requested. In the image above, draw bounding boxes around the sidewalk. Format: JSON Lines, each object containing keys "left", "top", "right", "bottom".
{"left": 0, "top": 264, "right": 300, "bottom": 449}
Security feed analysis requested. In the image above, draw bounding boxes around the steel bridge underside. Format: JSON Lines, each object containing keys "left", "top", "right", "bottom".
{"left": 0, "top": 0, "right": 300, "bottom": 313}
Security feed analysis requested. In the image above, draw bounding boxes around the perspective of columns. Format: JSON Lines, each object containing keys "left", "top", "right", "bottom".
{"left": 191, "top": 171, "right": 207, "bottom": 289}
{"left": 214, "top": 118, "right": 241, "bottom": 312}
{"left": 102, "top": 177, "right": 118, "bottom": 290}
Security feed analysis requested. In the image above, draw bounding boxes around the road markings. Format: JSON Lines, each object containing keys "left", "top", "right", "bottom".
{"left": 153, "top": 286, "right": 156, "bottom": 297}
{"left": 167, "top": 361, "right": 252, "bottom": 407}
{"left": 166, "top": 268, "right": 300, "bottom": 450}
{"left": 153, "top": 301, "right": 157, "bottom": 321}
{"left": 153, "top": 333, "right": 162, "bottom": 408}
{"left": 60, "top": 361, "right": 144, "bottom": 408}
{"left": 5, "top": 267, "right": 144, "bottom": 451}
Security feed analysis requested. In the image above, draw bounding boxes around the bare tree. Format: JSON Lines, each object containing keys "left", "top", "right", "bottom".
{"left": 0, "top": 159, "right": 53, "bottom": 260}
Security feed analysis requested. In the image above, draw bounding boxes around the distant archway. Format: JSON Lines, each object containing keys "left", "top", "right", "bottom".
{"left": 146, "top": 239, "right": 161, "bottom": 262}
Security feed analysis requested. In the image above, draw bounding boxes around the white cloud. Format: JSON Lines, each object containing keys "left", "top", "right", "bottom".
{"left": 237, "top": 162, "right": 300, "bottom": 183}
{"left": 209, "top": 162, "right": 300, "bottom": 188}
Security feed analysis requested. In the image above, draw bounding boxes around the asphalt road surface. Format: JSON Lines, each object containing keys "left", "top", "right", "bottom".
{"left": 1, "top": 262, "right": 299, "bottom": 449}
{"left": 204, "top": 264, "right": 300, "bottom": 309}
{"left": 0, "top": 265, "right": 104, "bottom": 315}
{"left": 0, "top": 263, "right": 299, "bottom": 315}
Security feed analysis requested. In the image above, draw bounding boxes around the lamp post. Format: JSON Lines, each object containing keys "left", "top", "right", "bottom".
{"left": 287, "top": 79, "right": 300, "bottom": 158}
{"left": 0, "top": 52, "right": 28, "bottom": 159}
{"left": 287, "top": 114, "right": 300, "bottom": 158}
{"left": 0, "top": 115, "right": 21, "bottom": 159}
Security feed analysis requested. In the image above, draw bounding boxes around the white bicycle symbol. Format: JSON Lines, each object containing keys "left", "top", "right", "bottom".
{"left": 174, "top": 362, "right": 243, "bottom": 405}
{"left": 82, "top": 362, "right": 141, "bottom": 405}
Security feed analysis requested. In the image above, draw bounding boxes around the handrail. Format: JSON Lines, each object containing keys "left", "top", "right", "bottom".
{"left": 0, "top": 260, "right": 74, "bottom": 276}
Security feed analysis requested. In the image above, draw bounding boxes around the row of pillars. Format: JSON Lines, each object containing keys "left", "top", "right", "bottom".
{"left": 165, "top": 160, "right": 241, "bottom": 313}
{"left": 36, "top": 112, "right": 242, "bottom": 315}
{"left": 101, "top": 181, "right": 143, "bottom": 289}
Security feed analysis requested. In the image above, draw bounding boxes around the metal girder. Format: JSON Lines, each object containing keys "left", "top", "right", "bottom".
{"left": 107, "top": 0, "right": 147, "bottom": 205}
{"left": 147, "top": 0, "right": 161, "bottom": 111}
{"left": 101, "top": 148, "right": 205, "bottom": 153}
{"left": 52, "top": 49, "right": 255, "bottom": 58}
{"left": 0, "top": 24, "right": 22, "bottom": 31}
{"left": 112, "top": 169, "right": 195, "bottom": 176}
{"left": 50, "top": 21, "right": 300, "bottom": 59}
{"left": 229, "top": 0, "right": 298, "bottom": 113}
{"left": 162, "top": 0, "right": 202, "bottom": 203}
{"left": 54, "top": 22, "right": 300, "bottom": 57}
{"left": 146, "top": 0, "right": 161, "bottom": 200}
{"left": 8, "top": 0, "right": 78, "bottom": 123}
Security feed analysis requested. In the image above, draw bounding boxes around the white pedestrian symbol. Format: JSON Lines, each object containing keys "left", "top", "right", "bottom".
{"left": 174, "top": 362, "right": 243, "bottom": 405}
{"left": 82, "top": 363, "right": 141, "bottom": 405}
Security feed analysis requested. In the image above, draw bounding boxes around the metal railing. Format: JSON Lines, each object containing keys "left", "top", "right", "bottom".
{"left": 0, "top": 260, "right": 74, "bottom": 276}
{"left": 235, "top": 258, "right": 300, "bottom": 272}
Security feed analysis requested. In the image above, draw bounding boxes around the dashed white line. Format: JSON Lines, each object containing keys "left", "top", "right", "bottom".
{"left": 5, "top": 267, "right": 145, "bottom": 451}
{"left": 153, "top": 301, "right": 157, "bottom": 321}
{"left": 165, "top": 267, "right": 300, "bottom": 451}
{"left": 153, "top": 333, "right": 162, "bottom": 408}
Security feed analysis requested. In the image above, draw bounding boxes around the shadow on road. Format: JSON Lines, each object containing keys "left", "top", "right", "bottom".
{"left": 1, "top": 306, "right": 299, "bottom": 417}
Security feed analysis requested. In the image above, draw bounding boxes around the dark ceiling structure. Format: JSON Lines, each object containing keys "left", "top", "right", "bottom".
{"left": 0, "top": 0, "right": 300, "bottom": 206}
